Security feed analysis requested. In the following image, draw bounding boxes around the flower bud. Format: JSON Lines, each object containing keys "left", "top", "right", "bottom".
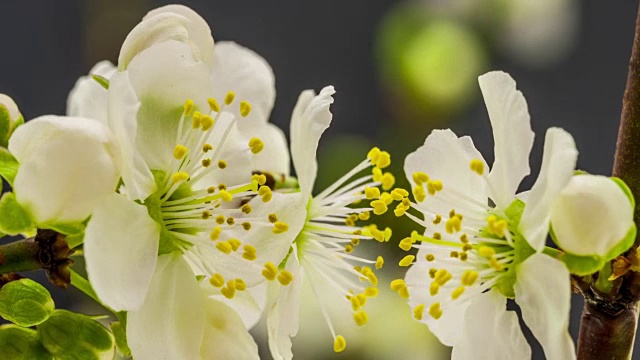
{"left": 0, "top": 94, "right": 24, "bottom": 148}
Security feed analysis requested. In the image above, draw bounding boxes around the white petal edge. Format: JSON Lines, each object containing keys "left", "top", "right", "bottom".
{"left": 200, "top": 298, "right": 259, "bottom": 360}
{"left": 128, "top": 254, "right": 205, "bottom": 360}
{"left": 84, "top": 193, "right": 160, "bottom": 311}
{"left": 515, "top": 253, "right": 576, "bottom": 360}
{"left": 66, "top": 60, "right": 116, "bottom": 124}
{"left": 290, "top": 86, "right": 335, "bottom": 197}
{"left": 451, "top": 289, "right": 531, "bottom": 360}
{"left": 519, "top": 127, "right": 578, "bottom": 252}
{"left": 480, "top": 71, "right": 534, "bottom": 210}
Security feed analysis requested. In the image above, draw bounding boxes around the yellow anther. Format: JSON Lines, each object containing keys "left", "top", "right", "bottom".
{"left": 384, "top": 227, "right": 392, "bottom": 242}
{"left": 429, "top": 282, "right": 440, "bottom": 296}
{"left": 226, "top": 280, "right": 237, "bottom": 291}
{"left": 173, "top": 145, "right": 188, "bottom": 160}
{"left": 460, "top": 252, "right": 468, "bottom": 261}
{"left": 399, "top": 255, "right": 415, "bottom": 267}
{"left": 218, "top": 160, "right": 227, "bottom": 169}
{"left": 413, "top": 186, "right": 426, "bottom": 202}
{"left": 399, "top": 237, "right": 414, "bottom": 251}
{"left": 262, "top": 262, "right": 278, "bottom": 281}
{"left": 240, "top": 222, "right": 251, "bottom": 231}
{"left": 390, "top": 279, "right": 407, "bottom": 292}
{"left": 391, "top": 188, "right": 409, "bottom": 201}
{"left": 228, "top": 238, "right": 241, "bottom": 252}
{"left": 429, "top": 269, "right": 438, "bottom": 278}
{"left": 235, "top": 278, "right": 247, "bottom": 291}
{"left": 362, "top": 287, "right": 377, "bottom": 298}
{"left": 461, "top": 270, "right": 479, "bottom": 286}
{"left": 445, "top": 216, "right": 462, "bottom": 234}
{"left": 489, "top": 257, "right": 504, "bottom": 271}
{"left": 201, "top": 115, "right": 215, "bottom": 131}
{"left": 368, "top": 227, "right": 385, "bottom": 242}
{"left": 462, "top": 243, "right": 473, "bottom": 252}
{"left": 350, "top": 294, "right": 363, "bottom": 311}
{"left": 268, "top": 213, "right": 278, "bottom": 223}
{"left": 351, "top": 238, "right": 360, "bottom": 246}
{"left": 242, "top": 252, "right": 257, "bottom": 261}
{"left": 183, "top": 99, "right": 194, "bottom": 116}
{"left": 272, "top": 221, "right": 289, "bottom": 234}
{"left": 358, "top": 211, "right": 371, "bottom": 221}
{"left": 224, "top": 91, "right": 235, "bottom": 105}
{"left": 434, "top": 269, "right": 451, "bottom": 284}
{"left": 356, "top": 293, "right": 367, "bottom": 307}
{"left": 412, "top": 172, "right": 430, "bottom": 185}
{"left": 209, "top": 227, "right": 222, "bottom": 241}
{"left": 394, "top": 204, "right": 408, "bottom": 217}
{"left": 370, "top": 200, "right": 388, "bottom": 215}
{"left": 226, "top": 217, "right": 235, "bottom": 226}
{"left": 433, "top": 232, "right": 442, "bottom": 240}
{"left": 365, "top": 270, "right": 378, "bottom": 286}
{"left": 372, "top": 167, "right": 383, "bottom": 182}
{"left": 192, "top": 112, "right": 202, "bottom": 129}
{"left": 208, "top": 97, "right": 220, "bottom": 112}
{"left": 381, "top": 172, "right": 395, "bottom": 191}
{"left": 209, "top": 273, "right": 225, "bottom": 288}
{"left": 252, "top": 174, "right": 267, "bottom": 185}
{"left": 414, "top": 304, "right": 425, "bottom": 320}
{"left": 429, "top": 303, "right": 443, "bottom": 320}
{"left": 398, "top": 286, "right": 410, "bottom": 298}
{"left": 425, "top": 254, "right": 435, "bottom": 262}
{"left": 367, "top": 147, "right": 381, "bottom": 163}
{"left": 380, "top": 192, "right": 393, "bottom": 206}
{"left": 470, "top": 159, "right": 485, "bottom": 175}
{"left": 353, "top": 310, "right": 369, "bottom": 326}
{"left": 427, "top": 180, "right": 443, "bottom": 195}
{"left": 492, "top": 219, "right": 508, "bottom": 237}
{"left": 220, "top": 286, "right": 235, "bottom": 299}
{"left": 259, "top": 186, "right": 272, "bottom": 202}
{"left": 364, "top": 187, "right": 381, "bottom": 199}
{"left": 478, "top": 246, "right": 496, "bottom": 258}
{"left": 376, "top": 151, "right": 391, "bottom": 169}
{"left": 216, "top": 241, "right": 233, "bottom": 254}
{"left": 277, "top": 270, "right": 294, "bottom": 286}
{"left": 215, "top": 215, "right": 225, "bottom": 225}
{"left": 171, "top": 172, "right": 189, "bottom": 183}
{"left": 216, "top": 189, "right": 231, "bottom": 202}
{"left": 201, "top": 159, "right": 211, "bottom": 168}
{"left": 202, "top": 143, "right": 213, "bottom": 153}
{"left": 450, "top": 251, "right": 459, "bottom": 258}
{"left": 402, "top": 197, "right": 411, "bottom": 207}
{"left": 248, "top": 137, "right": 264, "bottom": 154}
{"left": 240, "top": 101, "right": 251, "bottom": 117}
{"left": 460, "top": 234, "right": 468, "bottom": 243}
{"left": 334, "top": 336, "right": 347, "bottom": 353}
{"left": 452, "top": 286, "right": 465, "bottom": 300}
{"left": 241, "top": 204, "right": 252, "bottom": 214}
{"left": 375, "top": 256, "right": 384, "bottom": 269}
{"left": 344, "top": 244, "right": 354, "bottom": 253}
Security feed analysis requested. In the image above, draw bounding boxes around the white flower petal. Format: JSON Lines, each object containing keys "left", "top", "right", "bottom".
{"left": 212, "top": 281, "right": 267, "bottom": 330}
{"left": 9, "top": 116, "right": 121, "bottom": 224}
{"left": 452, "top": 289, "right": 531, "bottom": 360}
{"left": 290, "top": 86, "right": 335, "bottom": 196}
{"left": 128, "top": 254, "right": 205, "bottom": 360}
{"left": 267, "top": 249, "right": 301, "bottom": 360}
{"left": 200, "top": 298, "right": 259, "bottom": 360}
{"left": 515, "top": 253, "right": 576, "bottom": 360}
{"left": 107, "top": 72, "right": 156, "bottom": 200}
{"left": 551, "top": 175, "right": 634, "bottom": 256}
{"left": 519, "top": 127, "right": 578, "bottom": 252}
{"left": 84, "top": 193, "right": 160, "bottom": 311}
{"left": 211, "top": 41, "right": 276, "bottom": 122}
{"left": 479, "top": 71, "right": 534, "bottom": 209}
{"left": 404, "top": 129, "right": 488, "bottom": 219}
{"left": 66, "top": 61, "right": 116, "bottom": 124}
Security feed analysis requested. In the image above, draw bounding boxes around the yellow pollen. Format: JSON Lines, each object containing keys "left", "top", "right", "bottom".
{"left": 277, "top": 270, "right": 294, "bottom": 286}
{"left": 226, "top": 217, "right": 235, "bottom": 226}
{"left": 376, "top": 151, "right": 391, "bottom": 169}
{"left": 398, "top": 286, "right": 410, "bottom": 298}
{"left": 478, "top": 246, "right": 496, "bottom": 258}
{"left": 365, "top": 287, "right": 379, "bottom": 297}
{"left": 219, "top": 190, "right": 233, "bottom": 202}
{"left": 470, "top": 159, "right": 485, "bottom": 175}
{"left": 218, "top": 160, "right": 227, "bottom": 169}
{"left": 334, "top": 336, "right": 347, "bottom": 353}
{"left": 394, "top": 203, "right": 409, "bottom": 217}
{"left": 429, "top": 269, "right": 438, "bottom": 278}
{"left": 399, "top": 255, "right": 415, "bottom": 267}
{"left": 358, "top": 211, "right": 371, "bottom": 221}
{"left": 460, "top": 234, "right": 468, "bottom": 243}
{"left": 368, "top": 227, "right": 384, "bottom": 242}
{"left": 351, "top": 238, "right": 360, "bottom": 246}
{"left": 242, "top": 222, "right": 251, "bottom": 231}
{"left": 430, "top": 282, "right": 439, "bottom": 296}
{"left": 490, "top": 257, "right": 504, "bottom": 271}
{"left": 240, "top": 101, "right": 251, "bottom": 117}
{"left": 353, "top": 311, "right": 369, "bottom": 326}
{"left": 345, "top": 244, "right": 354, "bottom": 253}
{"left": 433, "top": 232, "right": 442, "bottom": 240}
{"left": 228, "top": 238, "right": 241, "bottom": 251}
{"left": 216, "top": 241, "right": 233, "bottom": 254}
{"left": 414, "top": 304, "right": 425, "bottom": 320}
{"left": 412, "top": 172, "right": 429, "bottom": 185}
{"left": 367, "top": 147, "right": 381, "bottom": 163}
{"left": 248, "top": 137, "right": 264, "bottom": 154}
{"left": 462, "top": 243, "right": 473, "bottom": 251}
{"left": 450, "top": 251, "right": 459, "bottom": 258}
{"left": 220, "top": 286, "right": 235, "bottom": 299}
{"left": 402, "top": 197, "right": 411, "bottom": 207}
{"left": 381, "top": 172, "right": 395, "bottom": 190}
{"left": 372, "top": 167, "right": 383, "bottom": 182}
{"left": 364, "top": 186, "right": 380, "bottom": 199}
{"left": 259, "top": 186, "right": 272, "bottom": 202}
{"left": 384, "top": 227, "right": 392, "bottom": 241}
{"left": 201, "top": 115, "right": 215, "bottom": 131}
{"left": 413, "top": 186, "right": 426, "bottom": 202}
{"left": 216, "top": 215, "right": 225, "bottom": 224}
{"left": 252, "top": 174, "right": 267, "bottom": 185}
{"left": 351, "top": 294, "right": 363, "bottom": 311}
{"left": 425, "top": 254, "right": 435, "bottom": 262}
{"left": 202, "top": 143, "right": 213, "bottom": 153}
{"left": 183, "top": 99, "right": 194, "bottom": 116}
{"left": 427, "top": 180, "right": 443, "bottom": 195}
{"left": 390, "top": 279, "right": 406, "bottom": 292}
{"left": 171, "top": 172, "right": 189, "bottom": 183}
{"left": 262, "top": 262, "right": 278, "bottom": 281}
{"left": 445, "top": 216, "right": 462, "bottom": 234}
{"left": 272, "top": 221, "right": 289, "bottom": 234}
{"left": 362, "top": 267, "right": 378, "bottom": 286}
{"left": 434, "top": 269, "right": 452, "bottom": 286}
{"left": 209, "top": 273, "right": 224, "bottom": 288}
{"left": 192, "top": 113, "right": 202, "bottom": 129}
{"left": 375, "top": 256, "right": 384, "bottom": 269}
{"left": 235, "top": 278, "right": 247, "bottom": 291}
{"left": 224, "top": 91, "right": 235, "bottom": 105}
{"left": 461, "top": 270, "right": 479, "bottom": 286}
{"left": 429, "top": 303, "right": 443, "bottom": 319}
{"left": 173, "top": 145, "right": 188, "bottom": 160}
{"left": 391, "top": 188, "right": 409, "bottom": 201}
{"left": 202, "top": 159, "right": 211, "bottom": 167}
{"left": 433, "top": 214, "right": 442, "bottom": 224}
{"left": 208, "top": 97, "right": 220, "bottom": 112}
{"left": 370, "top": 200, "right": 388, "bottom": 215}
{"left": 268, "top": 213, "right": 278, "bottom": 223}
{"left": 209, "top": 226, "right": 222, "bottom": 241}
{"left": 460, "top": 252, "right": 468, "bottom": 261}
{"left": 380, "top": 192, "right": 393, "bottom": 205}
{"left": 241, "top": 204, "right": 252, "bottom": 214}
{"left": 452, "top": 286, "right": 465, "bottom": 300}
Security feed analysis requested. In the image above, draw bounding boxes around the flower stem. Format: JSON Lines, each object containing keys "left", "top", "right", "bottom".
{"left": 0, "top": 237, "right": 43, "bottom": 273}
{"left": 577, "top": 2, "right": 640, "bottom": 359}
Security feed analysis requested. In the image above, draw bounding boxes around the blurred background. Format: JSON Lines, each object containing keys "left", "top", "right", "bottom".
{"left": 0, "top": 0, "right": 638, "bottom": 359}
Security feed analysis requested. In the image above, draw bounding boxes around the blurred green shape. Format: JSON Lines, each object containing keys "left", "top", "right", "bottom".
{"left": 0, "top": 279, "right": 54, "bottom": 327}
{"left": 0, "top": 325, "right": 52, "bottom": 360}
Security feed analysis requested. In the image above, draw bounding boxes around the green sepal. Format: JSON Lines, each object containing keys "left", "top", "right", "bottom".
{"left": 0, "top": 325, "right": 52, "bottom": 360}
{"left": 611, "top": 177, "right": 635, "bottom": 209}
{"left": 0, "top": 106, "right": 11, "bottom": 149}
{"left": 0, "top": 147, "right": 19, "bottom": 186}
{"left": 603, "top": 225, "right": 637, "bottom": 262}
{"left": 0, "top": 279, "right": 55, "bottom": 327}
{"left": 38, "top": 310, "right": 114, "bottom": 360}
{"left": 110, "top": 319, "right": 131, "bottom": 357}
{"left": 0, "top": 192, "right": 34, "bottom": 235}
{"left": 553, "top": 251, "right": 604, "bottom": 276}
{"left": 91, "top": 75, "right": 109, "bottom": 90}
{"left": 45, "top": 222, "right": 85, "bottom": 237}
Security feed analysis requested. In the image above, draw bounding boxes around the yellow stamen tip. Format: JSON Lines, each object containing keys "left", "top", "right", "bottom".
{"left": 364, "top": 186, "right": 381, "bottom": 199}
{"left": 370, "top": 200, "right": 388, "bottom": 215}
{"left": 235, "top": 278, "right": 247, "bottom": 291}
{"left": 228, "top": 238, "right": 241, "bottom": 252}
{"left": 201, "top": 115, "right": 215, "bottom": 131}
{"left": 208, "top": 97, "right": 220, "bottom": 112}
{"left": 209, "top": 273, "right": 224, "bottom": 288}
{"left": 272, "top": 221, "right": 289, "bottom": 234}
{"left": 240, "top": 100, "right": 251, "bottom": 117}
{"left": 218, "top": 160, "right": 228, "bottom": 169}
{"left": 224, "top": 91, "right": 235, "bottom": 105}
{"left": 216, "top": 241, "right": 233, "bottom": 254}
{"left": 183, "top": 99, "right": 194, "bottom": 116}
{"left": 478, "top": 246, "right": 496, "bottom": 258}
{"left": 429, "top": 303, "right": 443, "bottom": 319}
{"left": 248, "top": 137, "right": 264, "bottom": 154}
{"left": 209, "top": 227, "right": 222, "bottom": 241}
{"left": 412, "top": 172, "right": 429, "bottom": 185}
{"left": 173, "top": 145, "right": 188, "bottom": 160}
{"left": 277, "top": 270, "right": 294, "bottom": 286}
{"left": 399, "top": 237, "right": 414, "bottom": 251}
{"left": 469, "top": 158, "right": 485, "bottom": 175}
{"left": 452, "top": 286, "right": 465, "bottom": 300}
{"left": 220, "top": 286, "right": 235, "bottom": 299}
{"left": 262, "top": 262, "right": 278, "bottom": 281}
{"left": 399, "top": 255, "right": 415, "bottom": 267}
{"left": 334, "top": 335, "right": 347, "bottom": 353}
{"left": 413, "top": 185, "right": 426, "bottom": 202}
{"left": 367, "top": 147, "right": 381, "bottom": 163}
{"left": 241, "top": 204, "right": 253, "bottom": 214}
{"left": 171, "top": 171, "right": 189, "bottom": 183}
{"left": 381, "top": 172, "right": 395, "bottom": 191}
{"left": 219, "top": 189, "right": 233, "bottom": 202}
{"left": 375, "top": 256, "right": 384, "bottom": 269}
{"left": 413, "top": 304, "right": 425, "bottom": 320}
{"left": 365, "top": 287, "right": 379, "bottom": 297}
{"left": 353, "top": 310, "right": 369, "bottom": 326}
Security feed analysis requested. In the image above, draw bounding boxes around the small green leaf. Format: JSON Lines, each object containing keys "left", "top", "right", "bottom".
{"left": 0, "top": 279, "right": 55, "bottom": 327}
{"left": 0, "top": 147, "right": 19, "bottom": 186}
{"left": 38, "top": 310, "right": 114, "bottom": 360}
{"left": 0, "top": 106, "right": 11, "bottom": 148}
{"left": 556, "top": 252, "right": 604, "bottom": 276}
{"left": 0, "top": 192, "right": 35, "bottom": 235}
{"left": 110, "top": 320, "right": 131, "bottom": 357}
{"left": 91, "top": 75, "right": 109, "bottom": 90}
{"left": 0, "top": 325, "right": 52, "bottom": 360}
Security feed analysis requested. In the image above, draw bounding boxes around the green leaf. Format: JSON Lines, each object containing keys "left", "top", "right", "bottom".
{"left": 38, "top": 310, "right": 114, "bottom": 360}
{"left": 0, "top": 192, "right": 35, "bottom": 235}
{"left": 110, "top": 320, "right": 131, "bottom": 357}
{"left": 0, "top": 106, "right": 11, "bottom": 148}
{"left": 0, "top": 147, "right": 19, "bottom": 186}
{"left": 0, "top": 279, "right": 55, "bottom": 327}
{"left": 91, "top": 75, "right": 109, "bottom": 90}
{"left": 0, "top": 325, "right": 52, "bottom": 360}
